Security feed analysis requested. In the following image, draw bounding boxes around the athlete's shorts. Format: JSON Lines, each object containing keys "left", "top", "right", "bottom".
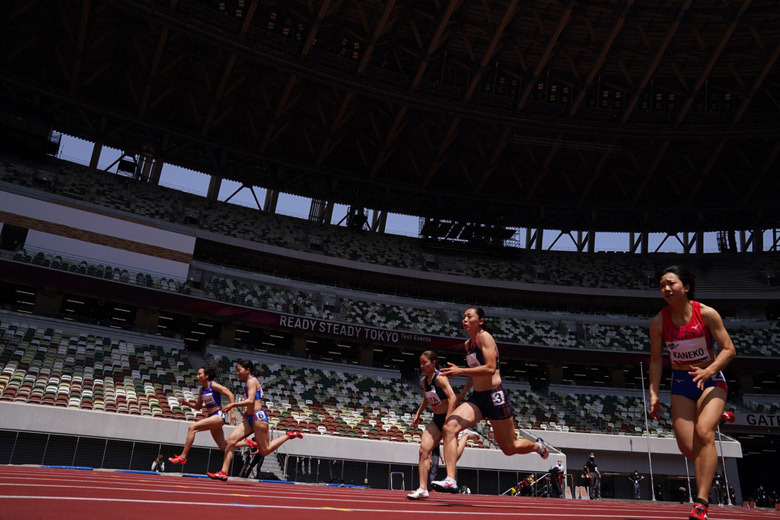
{"left": 431, "top": 413, "right": 447, "bottom": 432}
{"left": 207, "top": 409, "right": 228, "bottom": 424}
{"left": 246, "top": 409, "right": 269, "bottom": 427}
{"left": 468, "top": 385, "right": 513, "bottom": 421}
{"left": 671, "top": 369, "right": 728, "bottom": 402}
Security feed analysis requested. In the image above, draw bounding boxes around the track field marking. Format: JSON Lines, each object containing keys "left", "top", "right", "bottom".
{"left": 0, "top": 495, "right": 768, "bottom": 519}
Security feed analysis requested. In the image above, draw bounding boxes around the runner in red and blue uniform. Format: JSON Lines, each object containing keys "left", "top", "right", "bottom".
{"left": 649, "top": 266, "right": 736, "bottom": 520}
{"left": 168, "top": 366, "right": 235, "bottom": 465}
{"left": 431, "top": 307, "right": 549, "bottom": 493}
{"left": 207, "top": 359, "right": 301, "bottom": 481}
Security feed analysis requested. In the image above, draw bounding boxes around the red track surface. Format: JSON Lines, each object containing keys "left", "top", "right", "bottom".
{"left": 0, "top": 466, "right": 776, "bottom": 520}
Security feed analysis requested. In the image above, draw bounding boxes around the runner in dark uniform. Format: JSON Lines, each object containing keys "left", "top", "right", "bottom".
{"left": 408, "top": 350, "right": 475, "bottom": 499}
{"left": 431, "top": 307, "right": 549, "bottom": 493}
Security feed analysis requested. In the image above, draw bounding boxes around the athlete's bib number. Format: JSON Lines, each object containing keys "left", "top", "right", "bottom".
{"left": 425, "top": 390, "right": 442, "bottom": 406}
{"left": 491, "top": 389, "right": 506, "bottom": 407}
{"left": 466, "top": 352, "right": 480, "bottom": 368}
{"left": 202, "top": 393, "right": 216, "bottom": 406}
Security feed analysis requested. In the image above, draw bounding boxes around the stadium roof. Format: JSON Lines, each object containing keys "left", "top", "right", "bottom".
{"left": 2, "top": 0, "right": 779, "bottom": 233}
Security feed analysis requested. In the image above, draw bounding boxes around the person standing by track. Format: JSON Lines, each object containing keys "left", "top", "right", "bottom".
{"left": 649, "top": 266, "right": 736, "bottom": 520}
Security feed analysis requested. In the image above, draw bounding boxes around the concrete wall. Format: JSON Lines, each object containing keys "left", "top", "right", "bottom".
{"left": 0, "top": 401, "right": 741, "bottom": 477}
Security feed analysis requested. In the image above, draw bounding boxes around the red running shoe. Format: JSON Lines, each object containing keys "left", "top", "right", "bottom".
{"left": 168, "top": 454, "right": 187, "bottom": 465}
{"left": 246, "top": 437, "right": 258, "bottom": 449}
{"left": 689, "top": 500, "right": 708, "bottom": 520}
{"left": 721, "top": 411, "right": 735, "bottom": 423}
{"left": 207, "top": 470, "right": 228, "bottom": 481}
{"left": 286, "top": 431, "right": 303, "bottom": 439}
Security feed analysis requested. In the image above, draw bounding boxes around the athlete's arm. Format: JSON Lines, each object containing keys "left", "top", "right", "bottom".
{"left": 223, "top": 378, "right": 259, "bottom": 414}
{"left": 436, "top": 373, "right": 458, "bottom": 416}
{"left": 211, "top": 381, "right": 237, "bottom": 423}
{"left": 440, "top": 333, "right": 499, "bottom": 378}
{"left": 648, "top": 312, "right": 664, "bottom": 418}
{"left": 691, "top": 304, "right": 736, "bottom": 388}
{"left": 411, "top": 380, "right": 428, "bottom": 429}
{"left": 180, "top": 393, "right": 202, "bottom": 410}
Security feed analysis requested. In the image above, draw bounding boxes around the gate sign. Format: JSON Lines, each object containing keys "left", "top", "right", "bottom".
{"left": 739, "top": 413, "right": 780, "bottom": 428}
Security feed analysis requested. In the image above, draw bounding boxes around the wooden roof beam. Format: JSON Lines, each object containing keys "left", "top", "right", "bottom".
{"left": 675, "top": 0, "right": 752, "bottom": 126}
{"left": 733, "top": 40, "right": 780, "bottom": 124}
{"left": 317, "top": 0, "right": 398, "bottom": 165}
{"left": 69, "top": 0, "right": 91, "bottom": 96}
{"left": 261, "top": 0, "right": 333, "bottom": 153}
{"left": 622, "top": 0, "right": 693, "bottom": 123}
{"left": 742, "top": 138, "right": 780, "bottom": 205}
{"left": 475, "top": 2, "right": 575, "bottom": 196}
{"left": 685, "top": 139, "right": 727, "bottom": 204}
{"left": 371, "top": 0, "right": 462, "bottom": 177}
{"left": 410, "top": 0, "right": 463, "bottom": 89}
{"left": 426, "top": 0, "right": 519, "bottom": 187}
{"left": 570, "top": 0, "right": 634, "bottom": 116}
{"left": 516, "top": 0, "right": 576, "bottom": 110}
{"left": 631, "top": 139, "right": 670, "bottom": 206}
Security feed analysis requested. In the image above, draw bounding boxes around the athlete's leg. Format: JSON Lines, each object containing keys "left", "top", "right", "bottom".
{"left": 218, "top": 420, "right": 252, "bottom": 474}
{"left": 671, "top": 394, "right": 698, "bottom": 459}
{"left": 693, "top": 387, "right": 727, "bottom": 502}
{"left": 489, "top": 417, "right": 541, "bottom": 456}
{"left": 417, "top": 423, "right": 441, "bottom": 491}
{"left": 456, "top": 430, "right": 470, "bottom": 460}
{"left": 254, "top": 420, "right": 292, "bottom": 456}
{"left": 440, "top": 402, "right": 480, "bottom": 480}
{"left": 180, "top": 414, "right": 224, "bottom": 459}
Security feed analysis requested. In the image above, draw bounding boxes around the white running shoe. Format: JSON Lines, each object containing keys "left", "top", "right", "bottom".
{"left": 465, "top": 431, "right": 480, "bottom": 442}
{"left": 407, "top": 488, "right": 429, "bottom": 500}
{"left": 431, "top": 476, "right": 459, "bottom": 493}
{"left": 536, "top": 437, "right": 549, "bottom": 460}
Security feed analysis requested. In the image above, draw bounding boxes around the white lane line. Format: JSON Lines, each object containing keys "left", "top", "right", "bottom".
{"left": 0, "top": 496, "right": 726, "bottom": 519}
{"left": 0, "top": 483, "right": 689, "bottom": 514}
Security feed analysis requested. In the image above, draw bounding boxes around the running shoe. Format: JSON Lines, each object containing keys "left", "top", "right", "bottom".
{"left": 168, "top": 454, "right": 187, "bottom": 465}
{"left": 246, "top": 437, "right": 258, "bottom": 449}
{"left": 689, "top": 500, "right": 708, "bottom": 520}
{"left": 286, "top": 430, "right": 303, "bottom": 439}
{"left": 720, "top": 410, "right": 735, "bottom": 423}
{"left": 207, "top": 470, "right": 228, "bottom": 481}
{"left": 465, "top": 431, "right": 480, "bottom": 442}
{"left": 407, "top": 488, "right": 429, "bottom": 500}
{"left": 430, "top": 476, "right": 459, "bottom": 493}
{"left": 536, "top": 438, "right": 549, "bottom": 460}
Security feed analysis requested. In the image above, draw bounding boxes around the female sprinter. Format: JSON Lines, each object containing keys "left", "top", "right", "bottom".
{"left": 207, "top": 359, "right": 301, "bottom": 481}
{"left": 649, "top": 266, "right": 735, "bottom": 520}
{"left": 431, "top": 307, "right": 548, "bottom": 493}
{"left": 407, "top": 350, "right": 476, "bottom": 500}
{"left": 168, "top": 366, "right": 235, "bottom": 465}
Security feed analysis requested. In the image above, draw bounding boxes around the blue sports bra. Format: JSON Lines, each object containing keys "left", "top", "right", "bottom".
{"left": 244, "top": 375, "right": 264, "bottom": 401}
